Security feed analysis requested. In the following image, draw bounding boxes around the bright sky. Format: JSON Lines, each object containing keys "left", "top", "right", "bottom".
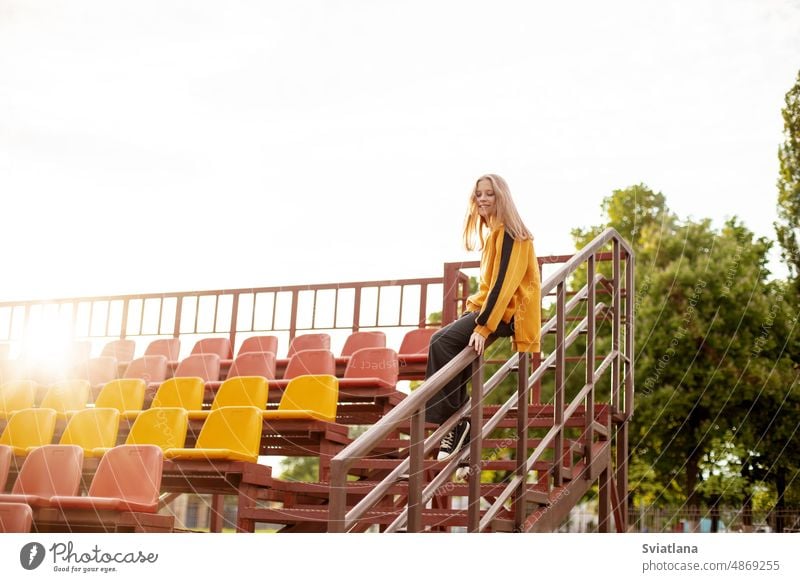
{"left": 2, "top": 0, "right": 799, "bottom": 303}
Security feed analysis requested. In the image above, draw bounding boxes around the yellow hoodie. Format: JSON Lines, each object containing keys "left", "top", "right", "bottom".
{"left": 465, "top": 224, "right": 541, "bottom": 353}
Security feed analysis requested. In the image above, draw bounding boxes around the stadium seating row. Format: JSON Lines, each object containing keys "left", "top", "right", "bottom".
{"left": 0, "top": 444, "right": 166, "bottom": 533}
{"left": 0, "top": 328, "right": 437, "bottom": 386}
{"left": 0, "top": 375, "right": 340, "bottom": 460}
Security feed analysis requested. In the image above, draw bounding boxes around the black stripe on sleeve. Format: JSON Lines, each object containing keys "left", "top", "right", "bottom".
{"left": 476, "top": 231, "right": 515, "bottom": 327}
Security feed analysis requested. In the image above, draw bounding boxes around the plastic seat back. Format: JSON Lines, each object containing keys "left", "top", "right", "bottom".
{"left": 190, "top": 338, "right": 232, "bottom": 359}
{"left": 123, "top": 355, "right": 168, "bottom": 384}
{"left": 174, "top": 354, "right": 221, "bottom": 382}
{"left": 94, "top": 379, "right": 146, "bottom": 413}
{"left": 341, "top": 331, "right": 386, "bottom": 356}
{"left": 227, "top": 352, "right": 276, "bottom": 380}
{"left": 11, "top": 444, "right": 84, "bottom": 496}
{"left": 287, "top": 333, "right": 330, "bottom": 358}
{"left": 0, "top": 380, "right": 37, "bottom": 418}
{"left": 81, "top": 356, "right": 118, "bottom": 386}
{"left": 126, "top": 407, "right": 188, "bottom": 450}
{"left": 100, "top": 339, "right": 136, "bottom": 363}
{"left": 283, "top": 349, "right": 335, "bottom": 380}
{"left": 0, "top": 408, "right": 57, "bottom": 453}
{"left": 278, "top": 375, "right": 339, "bottom": 422}
{"left": 88, "top": 445, "right": 164, "bottom": 511}
{"left": 0, "top": 444, "right": 12, "bottom": 491}
{"left": 59, "top": 408, "right": 120, "bottom": 455}
{"left": 399, "top": 328, "right": 439, "bottom": 354}
{"left": 237, "top": 335, "right": 278, "bottom": 357}
{"left": 144, "top": 338, "right": 181, "bottom": 361}
{"left": 40, "top": 379, "right": 91, "bottom": 417}
{"left": 151, "top": 377, "right": 205, "bottom": 411}
{"left": 211, "top": 376, "right": 268, "bottom": 411}
{"left": 68, "top": 340, "right": 92, "bottom": 361}
{"left": 0, "top": 502, "right": 33, "bottom": 532}
{"left": 344, "top": 347, "right": 399, "bottom": 385}
{"left": 195, "top": 406, "right": 263, "bottom": 462}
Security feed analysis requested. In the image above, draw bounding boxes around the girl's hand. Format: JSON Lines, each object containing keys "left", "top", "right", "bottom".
{"left": 468, "top": 332, "right": 486, "bottom": 356}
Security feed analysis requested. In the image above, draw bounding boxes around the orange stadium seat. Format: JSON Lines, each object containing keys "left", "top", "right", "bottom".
{"left": 0, "top": 444, "right": 12, "bottom": 491}
{"left": 282, "top": 349, "right": 335, "bottom": 380}
{"left": 80, "top": 356, "right": 118, "bottom": 386}
{"left": 237, "top": 335, "right": 278, "bottom": 357}
{"left": 100, "top": 339, "right": 136, "bottom": 364}
{"left": 50, "top": 444, "right": 164, "bottom": 513}
{"left": 341, "top": 331, "right": 386, "bottom": 356}
{"left": 398, "top": 327, "right": 438, "bottom": 364}
{"left": 174, "top": 354, "right": 221, "bottom": 382}
{"left": 287, "top": 333, "right": 330, "bottom": 357}
{"left": 122, "top": 355, "right": 168, "bottom": 385}
{"left": 342, "top": 347, "right": 399, "bottom": 390}
{"left": 190, "top": 338, "right": 232, "bottom": 360}
{"left": 0, "top": 445, "right": 84, "bottom": 506}
{"left": 0, "top": 502, "right": 33, "bottom": 532}
{"left": 144, "top": 338, "right": 181, "bottom": 361}
{"left": 227, "top": 351, "right": 276, "bottom": 380}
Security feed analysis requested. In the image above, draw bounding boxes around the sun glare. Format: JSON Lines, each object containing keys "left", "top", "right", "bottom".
{"left": 21, "top": 314, "right": 77, "bottom": 382}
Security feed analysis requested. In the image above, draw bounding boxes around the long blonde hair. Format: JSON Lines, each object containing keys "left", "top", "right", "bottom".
{"left": 462, "top": 174, "right": 533, "bottom": 251}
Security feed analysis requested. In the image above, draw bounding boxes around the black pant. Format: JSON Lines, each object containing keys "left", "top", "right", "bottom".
{"left": 424, "top": 311, "right": 514, "bottom": 425}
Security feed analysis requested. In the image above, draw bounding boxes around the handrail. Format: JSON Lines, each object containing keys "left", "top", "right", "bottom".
{"left": 328, "top": 227, "right": 635, "bottom": 532}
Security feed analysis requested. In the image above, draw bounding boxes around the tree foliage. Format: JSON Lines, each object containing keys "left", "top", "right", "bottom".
{"left": 776, "top": 69, "right": 800, "bottom": 282}
{"left": 573, "top": 185, "right": 799, "bottom": 513}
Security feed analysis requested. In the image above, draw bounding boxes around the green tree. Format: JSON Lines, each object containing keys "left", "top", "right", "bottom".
{"left": 776, "top": 69, "right": 800, "bottom": 282}
{"left": 574, "top": 187, "right": 799, "bottom": 518}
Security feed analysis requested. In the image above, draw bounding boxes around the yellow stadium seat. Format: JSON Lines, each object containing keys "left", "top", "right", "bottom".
{"left": 40, "top": 379, "right": 91, "bottom": 418}
{"left": 122, "top": 377, "right": 204, "bottom": 421}
{"left": 0, "top": 408, "right": 57, "bottom": 455}
{"left": 262, "top": 374, "right": 338, "bottom": 422}
{"left": 0, "top": 380, "right": 38, "bottom": 420}
{"left": 94, "top": 379, "right": 146, "bottom": 415}
{"left": 187, "top": 376, "right": 268, "bottom": 421}
{"left": 59, "top": 408, "right": 120, "bottom": 458}
{"left": 125, "top": 407, "right": 188, "bottom": 451}
{"left": 165, "top": 406, "right": 262, "bottom": 463}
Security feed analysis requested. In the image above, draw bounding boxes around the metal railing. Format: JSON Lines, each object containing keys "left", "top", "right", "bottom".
{"left": 0, "top": 277, "right": 444, "bottom": 358}
{"left": 328, "top": 227, "right": 634, "bottom": 532}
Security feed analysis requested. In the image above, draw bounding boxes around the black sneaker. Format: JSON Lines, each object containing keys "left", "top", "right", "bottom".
{"left": 436, "top": 419, "right": 470, "bottom": 461}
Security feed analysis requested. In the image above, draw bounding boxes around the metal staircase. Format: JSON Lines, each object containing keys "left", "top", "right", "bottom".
{"left": 241, "top": 227, "right": 635, "bottom": 533}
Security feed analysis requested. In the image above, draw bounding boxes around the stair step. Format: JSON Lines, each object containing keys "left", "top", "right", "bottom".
{"left": 240, "top": 506, "right": 472, "bottom": 528}
{"left": 350, "top": 458, "right": 555, "bottom": 472}
{"left": 269, "top": 479, "right": 555, "bottom": 502}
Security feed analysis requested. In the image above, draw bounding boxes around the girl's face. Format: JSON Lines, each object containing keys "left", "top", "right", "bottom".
{"left": 475, "top": 179, "right": 496, "bottom": 219}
